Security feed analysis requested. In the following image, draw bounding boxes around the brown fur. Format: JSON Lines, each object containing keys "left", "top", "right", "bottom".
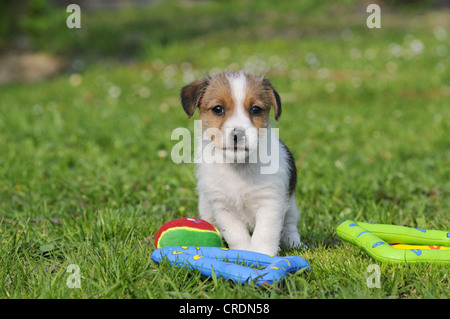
{"left": 180, "top": 71, "right": 281, "bottom": 132}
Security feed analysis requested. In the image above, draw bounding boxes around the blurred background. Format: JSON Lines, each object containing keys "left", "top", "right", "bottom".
{"left": 0, "top": 0, "right": 448, "bottom": 85}
{"left": 0, "top": 0, "right": 448, "bottom": 226}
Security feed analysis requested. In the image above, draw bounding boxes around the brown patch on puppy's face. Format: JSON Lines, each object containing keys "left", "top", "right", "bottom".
{"left": 198, "top": 72, "right": 234, "bottom": 133}
{"left": 180, "top": 71, "right": 282, "bottom": 154}
{"left": 244, "top": 74, "right": 274, "bottom": 130}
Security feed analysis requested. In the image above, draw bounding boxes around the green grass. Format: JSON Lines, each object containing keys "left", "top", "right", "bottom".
{"left": 0, "top": 0, "right": 449, "bottom": 298}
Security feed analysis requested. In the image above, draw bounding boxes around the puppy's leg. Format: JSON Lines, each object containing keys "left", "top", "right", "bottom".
{"left": 210, "top": 202, "right": 252, "bottom": 251}
{"left": 281, "top": 196, "right": 302, "bottom": 248}
{"left": 250, "top": 199, "right": 285, "bottom": 255}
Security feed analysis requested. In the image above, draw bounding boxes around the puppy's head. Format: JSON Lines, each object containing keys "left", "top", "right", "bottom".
{"left": 180, "top": 71, "right": 281, "bottom": 160}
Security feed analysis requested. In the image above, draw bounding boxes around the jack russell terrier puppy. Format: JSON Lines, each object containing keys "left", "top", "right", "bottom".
{"left": 180, "top": 71, "right": 301, "bottom": 255}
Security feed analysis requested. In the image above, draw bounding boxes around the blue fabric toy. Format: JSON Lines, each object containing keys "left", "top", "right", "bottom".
{"left": 151, "top": 246, "right": 309, "bottom": 285}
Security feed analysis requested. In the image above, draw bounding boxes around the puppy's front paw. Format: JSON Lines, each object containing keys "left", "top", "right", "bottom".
{"left": 282, "top": 232, "right": 302, "bottom": 248}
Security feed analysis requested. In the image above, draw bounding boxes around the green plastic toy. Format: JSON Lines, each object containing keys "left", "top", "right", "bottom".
{"left": 337, "top": 220, "right": 450, "bottom": 264}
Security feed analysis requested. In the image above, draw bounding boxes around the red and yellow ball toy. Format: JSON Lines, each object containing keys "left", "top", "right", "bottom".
{"left": 154, "top": 217, "right": 224, "bottom": 248}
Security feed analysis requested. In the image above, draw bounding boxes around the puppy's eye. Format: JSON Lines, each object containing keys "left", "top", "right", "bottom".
{"left": 250, "top": 106, "right": 263, "bottom": 116}
{"left": 211, "top": 105, "right": 225, "bottom": 115}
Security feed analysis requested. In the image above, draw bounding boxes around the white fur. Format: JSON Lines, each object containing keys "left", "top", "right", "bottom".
{"left": 228, "top": 71, "right": 247, "bottom": 112}
{"left": 194, "top": 72, "right": 301, "bottom": 256}
{"left": 223, "top": 72, "right": 254, "bottom": 158}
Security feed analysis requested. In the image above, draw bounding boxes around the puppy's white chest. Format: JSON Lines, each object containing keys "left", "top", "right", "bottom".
{"left": 199, "top": 164, "right": 247, "bottom": 199}
{"left": 197, "top": 164, "right": 263, "bottom": 213}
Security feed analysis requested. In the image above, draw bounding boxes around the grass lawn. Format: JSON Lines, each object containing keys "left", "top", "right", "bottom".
{"left": 0, "top": 0, "right": 449, "bottom": 299}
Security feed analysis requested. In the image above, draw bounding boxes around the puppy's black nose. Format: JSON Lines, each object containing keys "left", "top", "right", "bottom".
{"left": 233, "top": 128, "right": 246, "bottom": 144}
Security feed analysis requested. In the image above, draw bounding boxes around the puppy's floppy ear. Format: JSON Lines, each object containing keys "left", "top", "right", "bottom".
{"left": 180, "top": 79, "right": 209, "bottom": 118}
{"left": 263, "top": 78, "right": 282, "bottom": 120}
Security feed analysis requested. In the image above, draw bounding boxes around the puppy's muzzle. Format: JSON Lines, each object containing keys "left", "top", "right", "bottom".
{"left": 231, "top": 127, "right": 247, "bottom": 150}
